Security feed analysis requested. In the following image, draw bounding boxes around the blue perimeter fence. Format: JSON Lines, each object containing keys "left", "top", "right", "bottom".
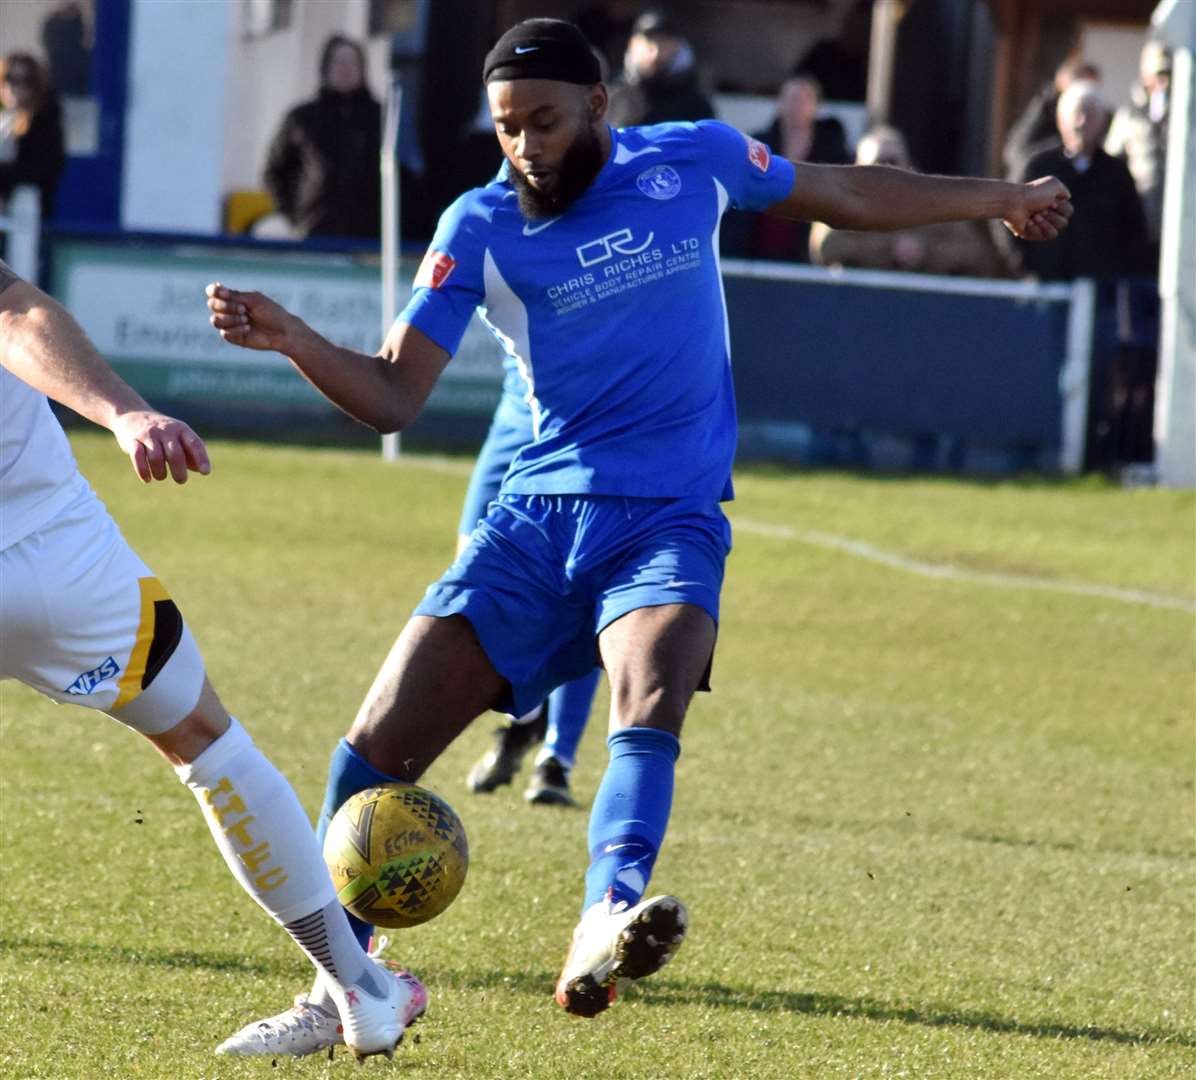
{"left": 28, "top": 228, "right": 1152, "bottom": 476}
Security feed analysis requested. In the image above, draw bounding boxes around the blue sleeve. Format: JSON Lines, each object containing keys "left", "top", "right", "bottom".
{"left": 692, "top": 120, "right": 796, "bottom": 212}
{"left": 396, "top": 194, "right": 487, "bottom": 356}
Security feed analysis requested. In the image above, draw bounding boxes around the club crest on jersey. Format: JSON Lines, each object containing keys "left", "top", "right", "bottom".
{"left": 636, "top": 164, "right": 682, "bottom": 201}
{"left": 64, "top": 656, "right": 120, "bottom": 696}
{"left": 414, "top": 250, "right": 456, "bottom": 290}
{"left": 746, "top": 137, "right": 771, "bottom": 173}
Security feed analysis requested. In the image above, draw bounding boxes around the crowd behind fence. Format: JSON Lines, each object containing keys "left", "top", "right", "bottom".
{"left": 3, "top": 3, "right": 1183, "bottom": 481}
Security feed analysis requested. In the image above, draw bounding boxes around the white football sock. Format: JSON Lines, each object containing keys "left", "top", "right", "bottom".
{"left": 285, "top": 901, "right": 383, "bottom": 1004}
{"left": 175, "top": 718, "right": 378, "bottom": 998}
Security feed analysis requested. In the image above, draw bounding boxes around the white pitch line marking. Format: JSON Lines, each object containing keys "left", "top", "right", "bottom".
{"left": 733, "top": 517, "right": 1196, "bottom": 614}
{"left": 381, "top": 454, "right": 1194, "bottom": 614}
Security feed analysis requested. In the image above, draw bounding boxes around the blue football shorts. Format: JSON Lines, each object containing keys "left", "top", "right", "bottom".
{"left": 457, "top": 395, "right": 533, "bottom": 538}
{"left": 416, "top": 492, "right": 732, "bottom": 716}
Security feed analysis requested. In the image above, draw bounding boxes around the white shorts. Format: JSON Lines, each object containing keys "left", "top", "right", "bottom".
{"left": 0, "top": 487, "right": 206, "bottom": 734}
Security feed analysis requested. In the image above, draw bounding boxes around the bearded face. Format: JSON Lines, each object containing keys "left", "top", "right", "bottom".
{"left": 508, "top": 120, "right": 605, "bottom": 220}
{"left": 488, "top": 79, "right": 609, "bottom": 221}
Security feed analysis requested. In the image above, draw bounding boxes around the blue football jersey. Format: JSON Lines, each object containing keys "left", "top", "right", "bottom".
{"left": 399, "top": 120, "right": 795, "bottom": 499}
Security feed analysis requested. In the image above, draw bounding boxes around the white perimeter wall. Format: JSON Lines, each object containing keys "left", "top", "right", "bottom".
{"left": 0, "top": 0, "right": 62, "bottom": 53}
{"left": 1152, "top": 0, "right": 1196, "bottom": 488}
{"left": 121, "top": 0, "right": 233, "bottom": 233}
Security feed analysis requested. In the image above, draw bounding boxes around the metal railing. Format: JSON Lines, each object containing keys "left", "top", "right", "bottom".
{"left": 721, "top": 258, "right": 1097, "bottom": 475}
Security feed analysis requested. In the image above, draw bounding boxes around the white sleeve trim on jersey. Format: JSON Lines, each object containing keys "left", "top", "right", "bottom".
{"left": 480, "top": 248, "right": 542, "bottom": 440}
{"left": 711, "top": 177, "right": 732, "bottom": 360}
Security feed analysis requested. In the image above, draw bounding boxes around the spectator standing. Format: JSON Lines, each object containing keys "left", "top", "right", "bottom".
{"left": 1003, "top": 58, "right": 1102, "bottom": 182}
{"left": 263, "top": 35, "right": 382, "bottom": 241}
{"left": 1100, "top": 40, "right": 1170, "bottom": 468}
{"left": 574, "top": 0, "right": 639, "bottom": 76}
{"left": 1014, "top": 81, "right": 1149, "bottom": 282}
{"left": 731, "top": 76, "right": 851, "bottom": 263}
{"left": 1015, "top": 81, "right": 1154, "bottom": 472}
{"left": 757, "top": 76, "right": 850, "bottom": 171}
{"left": 606, "top": 10, "right": 715, "bottom": 128}
{"left": 40, "top": 2, "right": 92, "bottom": 98}
{"left": 811, "top": 126, "right": 1003, "bottom": 277}
{"left": 1105, "top": 39, "right": 1171, "bottom": 258}
{"left": 0, "top": 53, "right": 65, "bottom": 218}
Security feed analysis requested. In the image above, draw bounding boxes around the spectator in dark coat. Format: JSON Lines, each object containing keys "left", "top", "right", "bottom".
{"left": 1021, "top": 80, "right": 1158, "bottom": 473}
{"left": 0, "top": 53, "right": 65, "bottom": 218}
{"left": 606, "top": 10, "right": 715, "bottom": 128}
{"left": 754, "top": 76, "right": 850, "bottom": 170}
{"left": 1014, "top": 81, "right": 1150, "bottom": 282}
{"left": 731, "top": 76, "right": 851, "bottom": 263}
{"left": 40, "top": 2, "right": 92, "bottom": 98}
{"left": 1002, "top": 58, "right": 1102, "bottom": 182}
{"left": 263, "top": 35, "right": 382, "bottom": 240}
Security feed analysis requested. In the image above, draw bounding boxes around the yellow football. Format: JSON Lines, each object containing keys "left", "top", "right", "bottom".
{"left": 322, "top": 783, "right": 469, "bottom": 929}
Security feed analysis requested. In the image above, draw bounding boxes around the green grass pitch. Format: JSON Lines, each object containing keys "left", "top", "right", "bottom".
{"left": 1, "top": 432, "right": 1193, "bottom": 1079}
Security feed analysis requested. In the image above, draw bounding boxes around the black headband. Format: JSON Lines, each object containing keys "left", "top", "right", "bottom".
{"left": 483, "top": 19, "right": 601, "bottom": 86}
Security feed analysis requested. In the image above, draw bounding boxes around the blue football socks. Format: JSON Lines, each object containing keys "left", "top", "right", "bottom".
{"left": 317, "top": 738, "right": 403, "bottom": 949}
{"left": 544, "top": 669, "right": 601, "bottom": 768}
{"left": 583, "top": 726, "right": 681, "bottom": 912}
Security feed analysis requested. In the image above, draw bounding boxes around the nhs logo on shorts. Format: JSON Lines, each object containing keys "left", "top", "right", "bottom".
{"left": 636, "top": 165, "right": 682, "bottom": 201}
{"left": 64, "top": 656, "right": 120, "bottom": 695}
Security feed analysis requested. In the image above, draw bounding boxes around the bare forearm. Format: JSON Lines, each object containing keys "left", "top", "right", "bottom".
{"left": 0, "top": 277, "right": 213, "bottom": 484}
{"left": 276, "top": 317, "right": 416, "bottom": 432}
{"left": 209, "top": 285, "right": 452, "bottom": 430}
{"left": 779, "top": 164, "right": 1020, "bottom": 232}
{"left": 0, "top": 284, "right": 150, "bottom": 429}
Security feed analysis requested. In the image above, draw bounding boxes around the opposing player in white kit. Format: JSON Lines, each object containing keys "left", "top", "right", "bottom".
{"left": 0, "top": 259, "right": 426, "bottom": 1060}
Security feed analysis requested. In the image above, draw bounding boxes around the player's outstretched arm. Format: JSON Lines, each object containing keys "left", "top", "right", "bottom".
{"left": 766, "top": 164, "right": 1073, "bottom": 242}
{"left": 206, "top": 283, "right": 450, "bottom": 433}
{"left": 0, "top": 275, "right": 210, "bottom": 484}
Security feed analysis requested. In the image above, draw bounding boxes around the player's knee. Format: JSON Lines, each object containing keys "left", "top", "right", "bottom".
{"left": 608, "top": 683, "right": 687, "bottom": 736}
{"left": 143, "top": 678, "right": 232, "bottom": 765}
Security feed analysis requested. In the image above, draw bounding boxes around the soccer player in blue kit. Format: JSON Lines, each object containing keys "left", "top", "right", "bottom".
{"left": 207, "top": 18, "right": 1072, "bottom": 1048}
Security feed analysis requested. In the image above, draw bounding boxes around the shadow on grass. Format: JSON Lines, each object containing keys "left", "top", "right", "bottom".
{"left": 437, "top": 968, "right": 1194, "bottom": 1050}
{"left": 782, "top": 810, "right": 1194, "bottom": 862}
{"left": 646, "top": 981, "right": 1196, "bottom": 1049}
{"left": 8, "top": 939, "right": 1190, "bottom": 1052}
{"left": 0, "top": 936, "right": 295, "bottom": 976}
